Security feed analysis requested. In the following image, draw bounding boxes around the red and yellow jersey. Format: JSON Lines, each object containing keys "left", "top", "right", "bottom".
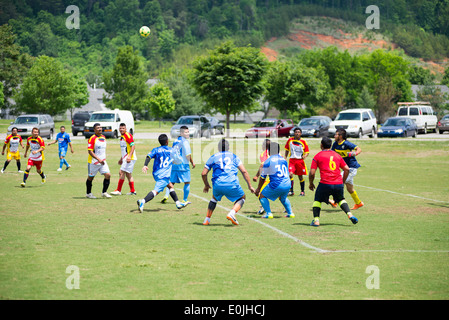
{"left": 310, "top": 150, "right": 347, "bottom": 185}
{"left": 119, "top": 132, "right": 137, "bottom": 161}
{"left": 284, "top": 138, "right": 309, "bottom": 159}
{"left": 87, "top": 134, "right": 107, "bottom": 164}
{"left": 27, "top": 136, "right": 45, "bottom": 161}
{"left": 4, "top": 134, "right": 22, "bottom": 153}
{"left": 259, "top": 149, "right": 269, "bottom": 164}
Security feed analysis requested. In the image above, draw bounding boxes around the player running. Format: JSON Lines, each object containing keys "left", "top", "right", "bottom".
{"left": 48, "top": 126, "right": 73, "bottom": 171}
{"left": 2, "top": 127, "right": 24, "bottom": 173}
{"left": 86, "top": 123, "right": 111, "bottom": 199}
{"left": 111, "top": 123, "right": 137, "bottom": 196}
{"left": 137, "top": 134, "right": 185, "bottom": 213}
{"left": 21, "top": 128, "right": 46, "bottom": 187}
{"left": 202, "top": 139, "right": 255, "bottom": 226}
{"left": 255, "top": 142, "right": 294, "bottom": 219}
{"left": 284, "top": 127, "right": 309, "bottom": 196}
{"left": 329, "top": 128, "right": 364, "bottom": 210}
{"left": 161, "top": 126, "right": 195, "bottom": 205}
{"left": 308, "top": 137, "right": 358, "bottom": 227}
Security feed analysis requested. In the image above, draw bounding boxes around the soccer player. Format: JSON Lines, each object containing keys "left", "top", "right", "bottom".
{"left": 308, "top": 137, "right": 358, "bottom": 227}
{"left": 255, "top": 142, "right": 294, "bottom": 219}
{"left": 2, "top": 127, "right": 24, "bottom": 173}
{"left": 284, "top": 127, "right": 309, "bottom": 196}
{"left": 86, "top": 123, "right": 111, "bottom": 199}
{"left": 161, "top": 126, "right": 195, "bottom": 205}
{"left": 111, "top": 123, "right": 137, "bottom": 196}
{"left": 21, "top": 128, "right": 46, "bottom": 187}
{"left": 202, "top": 139, "right": 255, "bottom": 226}
{"left": 48, "top": 126, "right": 73, "bottom": 171}
{"left": 137, "top": 134, "right": 185, "bottom": 213}
{"left": 253, "top": 139, "right": 270, "bottom": 215}
{"left": 329, "top": 128, "right": 364, "bottom": 210}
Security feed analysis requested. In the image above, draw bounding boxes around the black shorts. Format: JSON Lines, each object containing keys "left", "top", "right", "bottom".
{"left": 314, "top": 183, "right": 345, "bottom": 203}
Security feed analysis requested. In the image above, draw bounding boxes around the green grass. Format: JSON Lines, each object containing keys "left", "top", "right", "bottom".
{"left": 0, "top": 137, "right": 448, "bottom": 299}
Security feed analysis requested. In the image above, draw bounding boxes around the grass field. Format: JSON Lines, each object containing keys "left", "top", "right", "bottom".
{"left": 0, "top": 135, "right": 448, "bottom": 300}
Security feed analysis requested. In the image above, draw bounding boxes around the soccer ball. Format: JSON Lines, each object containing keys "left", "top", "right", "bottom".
{"left": 139, "top": 26, "right": 151, "bottom": 37}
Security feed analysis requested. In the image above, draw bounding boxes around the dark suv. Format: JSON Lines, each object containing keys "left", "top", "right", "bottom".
{"left": 72, "top": 111, "right": 93, "bottom": 136}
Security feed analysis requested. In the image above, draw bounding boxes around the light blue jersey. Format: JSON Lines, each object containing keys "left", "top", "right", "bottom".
{"left": 148, "top": 145, "right": 173, "bottom": 181}
{"left": 260, "top": 154, "right": 291, "bottom": 190}
{"left": 205, "top": 151, "right": 242, "bottom": 186}
{"left": 172, "top": 136, "right": 191, "bottom": 172}
{"left": 56, "top": 132, "right": 71, "bottom": 150}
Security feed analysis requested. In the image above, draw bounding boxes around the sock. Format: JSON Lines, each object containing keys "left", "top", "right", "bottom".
{"left": 290, "top": 178, "right": 294, "bottom": 192}
{"left": 169, "top": 188, "right": 179, "bottom": 202}
{"left": 17, "top": 161, "right": 21, "bottom": 171}
{"left": 86, "top": 179, "right": 92, "bottom": 194}
{"left": 59, "top": 159, "right": 64, "bottom": 169}
{"left": 39, "top": 171, "right": 45, "bottom": 179}
{"left": 339, "top": 200, "right": 352, "bottom": 217}
{"left": 3, "top": 161, "right": 9, "bottom": 171}
{"left": 164, "top": 187, "right": 170, "bottom": 198}
{"left": 300, "top": 179, "right": 305, "bottom": 192}
{"left": 280, "top": 195, "right": 292, "bottom": 215}
{"left": 183, "top": 183, "right": 190, "bottom": 202}
{"left": 350, "top": 190, "right": 361, "bottom": 205}
{"left": 259, "top": 197, "right": 271, "bottom": 214}
{"left": 23, "top": 170, "right": 30, "bottom": 183}
{"left": 129, "top": 181, "right": 135, "bottom": 193}
{"left": 228, "top": 209, "right": 236, "bottom": 217}
{"left": 63, "top": 158, "right": 69, "bottom": 167}
{"left": 144, "top": 190, "right": 156, "bottom": 203}
{"left": 312, "top": 201, "right": 322, "bottom": 219}
{"left": 116, "top": 179, "right": 125, "bottom": 192}
{"left": 102, "top": 179, "right": 110, "bottom": 193}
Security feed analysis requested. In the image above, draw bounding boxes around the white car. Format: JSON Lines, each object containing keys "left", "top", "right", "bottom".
{"left": 328, "top": 109, "right": 377, "bottom": 138}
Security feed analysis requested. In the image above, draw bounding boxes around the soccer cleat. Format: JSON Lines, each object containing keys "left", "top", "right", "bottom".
{"left": 226, "top": 214, "right": 239, "bottom": 225}
{"left": 203, "top": 217, "right": 210, "bottom": 226}
{"left": 66, "top": 165, "right": 71, "bottom": 170}
{"left": 328, "top": 199, "right": 338, "bottom": 208}
{"left": 299, "top": 191, "right": 305, "bottom": 196}
{"left": 288, "top": 191, "right": 294, "bottom": 196}
{"left": 41, "top": 175, "right": 46, "bottom": 184}
{"left": 160, "top": 196, "right": 168, "bottom": 203}
{"left": 310, "top": 219, "right": 320, "bottom": 227}
{"left": 351, "top": 202, "right": 364, "bottom": 210}
{"left": 18, "top": 170, "right": 23, "bottom": 173}
{"left": 285, "top": 213, "right": 295, "bottom": 218}
{"left": 1, "top": 169, "right": 4, "bottom": 174}
{"left": 110, "top": 190, "right": 122, "bottom": 196}
{"left": 102, "top": 192, "right": 112, "bottom": 198}
{"left": 126, "top": 192, "right": 137, "bottom": 195}
{"left": 176, "top": 201, "right": 186, "bottom": 210}
{"left": 257, "top": 206, "right": 265, "bottom": 215}
{"left": 20, "top": 182, "right": 26, "bottom": 188}
{"left": 182, "top": 200, "right": 192, "bottom": 207}
{"left": 86, "top": 193, "right": 96, "bottom": 199}
{"left": 137, "top": 199, "right": 145, "bottom": 213}
{"left": 262, "top": 213, "right": 273, "bottom": 219}
{"left": 349, "top": 216, "right": 358, "bottom": 224}
{"left": 57, "top": 168, "right": 62, "bottom": 172}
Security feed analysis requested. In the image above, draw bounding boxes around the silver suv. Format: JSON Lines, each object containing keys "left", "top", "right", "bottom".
{"left": 7, "top": 114, "right": 55, "bottom": 139}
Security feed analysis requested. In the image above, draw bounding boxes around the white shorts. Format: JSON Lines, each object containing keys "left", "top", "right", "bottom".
{"left": 120, "top": 159, "right": 136, "bottom": 174}
{"left": 341, "top": 168, "right": 357, "bottom": 185}
{"left": 88, "top": 162, "right": 110, "bottom": 177}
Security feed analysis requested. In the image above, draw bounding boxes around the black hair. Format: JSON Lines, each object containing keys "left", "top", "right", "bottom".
{"left": 11, "top": 127, "right": 18, "bottom": 132}
{"left": 321, "top": 137, "right": 332, "bottom": 149}
{"left": 336, "top": 128, "right": 347, "bottom": 140}
{"left": 60, "top": 126, "right": 65, "bottom": 129}
{"left": 293, "top": 127, "right": 302, "bottom": 133}
{"left": 158, "top": 134, "right": 168, "bottom": 146}
{"left": 93, "top": 123, "right": 101, "bottom": 129}
{"left": 180, "top": 125, "right": 189, "bottom": 132}
{"left": 218, "top": 139, "right": 229, "bottom": 152}
{"left": 119, "top": 123, "right": 126, "bottom": 127}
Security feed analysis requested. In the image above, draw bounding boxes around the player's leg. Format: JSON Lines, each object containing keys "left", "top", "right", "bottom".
{"left": 111, "top": 170, "right": 126, "bottom": 195}
{"left": 259, "top": 195, "right": 272, "bottom": 219}
{"left": 102, "top": 171, "right": 111, "bottom": 198}
{"left": 21, "top": 160, "right": 33, "bottom": 187}
{"left": 1, "top": 159, "right": 11, "bottom": 173}
{"left": 126, "top": 172, "right": 136, "bottom": 195}
{"left": 203, "top": 196, "right": 218, "bottom": 225}
{"left": 345, "top": 168, "right": 363, "bottom": 210}
{"left": 279, "top": 192, "right": 294, "bottom": 218}
{"left": 35, "top": 161, "right": 46, "bottom": 184}
{"left": 298, "top": 160, "right": 307, "bottom": 196}
{"left": 183, "top": 182, "right": 191, "bottom": 204}
{"left": 288, "top": 160, "right": 295, "bottom": 196}
{"left": 333, "top": 185, "right": 358, "bottom": 224}
{"left": 226, "top": 195, "right": 245, "bottom": 225}
{"left": 310, "top": 183, "right": 328, "bottom": 226}
{"left": 167, "top": 182, "right": 184, "bottom": 209}
{"left": 298, "top": 175, "right": 305, "bottom": 196}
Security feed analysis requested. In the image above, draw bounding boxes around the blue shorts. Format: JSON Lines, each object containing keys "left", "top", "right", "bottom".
{"left": 213, "top": 183, "right": 245, "bottom": 202}
{"left": 261, "top": 184, "right": 290, "bottom": 201}
{"left": 154, "top": 177, "right": 170, "bottom": 194}
{"left": 59, "top": 148, "right": 67, "bottom": 157}
{"left": 170, "top": 170, "right": 191, "bottom": 184}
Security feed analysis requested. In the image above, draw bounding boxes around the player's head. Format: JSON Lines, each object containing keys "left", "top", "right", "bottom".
{"left": 32, "top": 127, "right": 39, "bottom": 137}
{"left": 262, "top": 139, "right": 270, "bottom": 151}
{"left": 218, "top": 139, "right": 229, "bottom": 152}
{"left": 268, "top": 142, "right": 280, "bottom": 155}
{"left": 11, "top": 127, "right": 18, "bottom": 135}
{"left": 335, "top": 128, "right": 346, "bottom": 142}
{"left": 93, "top": 123, "right": 102, "bottom": 135}
{"left": 293, "top": 127, "right": 302, "bottom": 139}
{"left": 321, "top": 137, "right": 332, "bottom": 150}
{"left": 60, "top": 126, "right": 65, "bottom": 133}
{"left": 180, "top": 126, "right": 189, "bottom": 139}
{"left": 119, "top": 123, "right": 127, "bottom": 135}
{"left": 158, "top": 134, "right": 169, "bottom": 146}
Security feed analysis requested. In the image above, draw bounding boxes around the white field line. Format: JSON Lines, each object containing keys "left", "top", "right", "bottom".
{"left": 182, "top": 190, "right": 449, "bottom": 254}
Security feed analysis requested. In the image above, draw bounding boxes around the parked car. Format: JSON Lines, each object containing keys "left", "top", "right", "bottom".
{"left": 396, "top": 102, "right": 438, "bottom": 134}
{"left": 7, "top": 114, "right": 55, "bottom": 139}
{"left": 377, "top": 117, "right": 418, "bottom": 138}
{"left": 328, "top": 108, "right": 377, "bottom": 138}
{"left": 289, "top": 116, "right": 332, "bottom": 137}
{"left": 436, "top": 114, "right": 449, "bottom": 134}
{"left": 170, "top": 115, "right": 212, "bottom": 139}
{"left": 245, "top": 119, "right": 295, "bottom": 138}
{"left": 83, "top": 109, "right": 135, "bottom": 138}
{"left": 72, "top": 111, "right": 93, "bottom": 136}
{"left": 207, "top": 117, "right": 225, "bottom": 135}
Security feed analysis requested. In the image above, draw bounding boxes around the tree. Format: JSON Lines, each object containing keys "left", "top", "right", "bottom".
{"left": 356, "top": 86, "right": 376, "bottom": 110}
{"left": 13, "top": 56, "right": 88, "bottom": 117}
{"left": 147, "top": 82, "right": 176, "bottom": 127}
{"left": 191, "top": 41, "right": 267, "bottom": 136}
{"left": 443, "top": 67, "right": 449, "bottom": 86}
{"left": 103, "top": 46, "right": 149, "bottom": 115}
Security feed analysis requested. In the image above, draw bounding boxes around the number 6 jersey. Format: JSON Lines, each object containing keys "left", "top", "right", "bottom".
{"left": 310, "top": 150, "right": 347, "bottom": 185}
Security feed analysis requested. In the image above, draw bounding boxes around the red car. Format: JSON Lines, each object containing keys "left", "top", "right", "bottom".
{"left": 245, "top": 119, "right": 295, "bottom": 138}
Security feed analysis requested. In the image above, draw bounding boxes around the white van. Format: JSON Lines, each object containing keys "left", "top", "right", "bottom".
{"left": 396, "top": 102, "right": 437, "bottom": 134}
{"left": 328, "top": 108, "right": 377, "bottom": 138}
{"left": 83, "top": 109, "right": 135, "bottom": 138}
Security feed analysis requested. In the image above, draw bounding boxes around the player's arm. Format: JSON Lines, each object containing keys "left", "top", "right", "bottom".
{"left": 308, "top": 168, "right": 316, "bottom": 191}
{"left": 88, "top": 149, "right": 104, "bottom": 165}
{"left": 201, "top": 167, "right": 211, "bottom": 193}
{"left": 253, "top": 162, "right": 264, "bottom": 182}
{"left": 348, "top": 146, "right": 361, "bottom": 157}
{"left": 69, "top": 141, "right": 74, "bottom": 153}
{"left": 1, "top": 141, "right": 6, "bottom": 155}
{"left": 341, "top": 164, "right": 350, "bottom": 184}
{"left": 127, "top": 144, "right": 135, "bottom": 163}
{"left": 238, "top": 163, "right": 255, "bottom": 193}
{"left": 142, "top": 155, "right": 151, "bottom": 173}
{"left": 254, "top": 175, "right": 266, "bottom": 197}
{"left": 24, "top": 144, "right": 30, "bottom": 157}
